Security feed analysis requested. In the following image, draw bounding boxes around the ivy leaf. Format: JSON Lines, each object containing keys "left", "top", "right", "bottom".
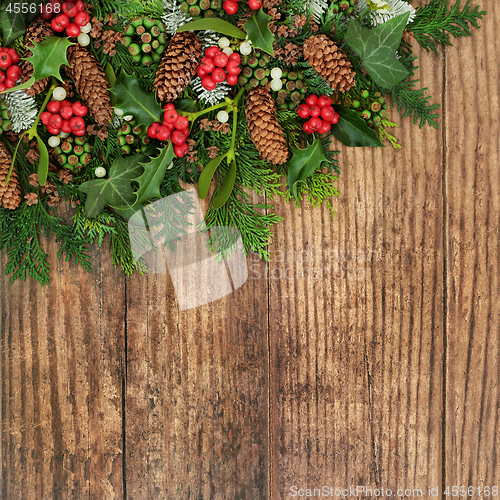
{"left": 213, "top": 158, "right": 236, "bottom": 210}
{"left": 109, "top": 72, "right": 163, "bottom": 127}
{"left": 286, "top": 135, "right": 329, "bottom": 201}
{"left": 133, "top": 143, "right": 175, "bottom": 207}
{"left": 198, "top": 154, "right": 227, "bottom": 199}
{"left": 344, "top": 12, "right": 410, "bottom": 88}
{"left": 78, "top": 154, "right": 145, "bottom": 218}
{"left": 332, "top": 105, "right": 384, "bottom": 147}
{"left": 23, "top": 36, "right": 73, "bottom": 82}
{"left": 177, "top": 19, "right": 246, "bottom": 39}
{"left": 243, "top": 8, "right": 275, "bottom": 56}
{"left": 36, "top": 136, "right": 49, "bottom": 186}
{"left": 0, "top": 1, "right": 38, "bottom": 46}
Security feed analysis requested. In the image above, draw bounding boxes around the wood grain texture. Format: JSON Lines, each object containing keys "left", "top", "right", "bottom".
{"left": 444, "top": 0, "right": 500, "bottom": 490}
{"left": 268, "top": 34, "right": 444, "bottom": 500}
{"left": 1, "top": 206, "right": 125, "bottom": 500}
{"left": 124, "top": 193, "right": 270, "bottom": 499}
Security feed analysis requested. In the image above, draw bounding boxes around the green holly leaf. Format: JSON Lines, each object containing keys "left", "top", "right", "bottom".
{"left": 24, "top": 36, "right": 73, "bottom": 82}
{"left": 133, "top": 143, "right": 175, "bottom": 207}
{"left": 177, "top": 19, "right": 246, "bottom": 39}
{"left": 286, "top": 135, "right": 329, "bottom": 201}
{"left": 332, "top": 105, "right": 384, "bottom": 147}
{"left": 78, "top": 153, "right": 146, "bottom": 218}
{"left": 243, "top": 8, "right": 275, "bottom": 56}
{"left": 0, "top": 1, "right": 38, "bottom": 46}
{"left": 109, "top": 72, "right": 163, "bottom": 128}
{"left": 344, "top": 12, "right": 410, "bottom": 88}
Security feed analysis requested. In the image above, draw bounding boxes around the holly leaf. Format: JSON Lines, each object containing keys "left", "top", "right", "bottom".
{"left": 177, "top": 19, "right": 246, "bottom": 39}
{"left": 0, "top": 1, "right": 38, "bottom": 46}
{"left": 109, "top": 72, "right": 163, "bottom": 127}
{"left": 332, "top": 105, "right": 384, "bottom": 147}
{"left": 243, "top": 8, "right": 275, "bottom": 56}
{"left": 286, "top": 135, "right": 329, "bottom": 200}
{"left": 78, "top": 153, "right": 145, "bottom": 218}
{"left": 23, "top": 36, "right": 73, "bottom": 82}
{"left": 344, "top": 12, "right": 410, "bottom": 88}
{"left": 133, "top": 143, "right": 175, "bottom": 207}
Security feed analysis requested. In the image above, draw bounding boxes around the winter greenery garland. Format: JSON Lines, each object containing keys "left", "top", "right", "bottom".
{"left": 0, "top": 0, "right": 486, "bottom": 285}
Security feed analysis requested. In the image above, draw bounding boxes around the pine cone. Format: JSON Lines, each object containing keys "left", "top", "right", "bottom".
{"left": 19, "top": 16, "right": 55, "bottom": 97}
{"left": 0, "top": 141, "right": 21, "bottom": 210}
{"left": 303, "top": 35, "right": 356, "bottom": 93}
{"left": 153, "top": 32, "right": 202, "bottom": 102}
{"left": 65, "top": 45, "right": 112, "bottom": 126}
{"left": 245, "top": 87, "right": 289, "bottom": 165}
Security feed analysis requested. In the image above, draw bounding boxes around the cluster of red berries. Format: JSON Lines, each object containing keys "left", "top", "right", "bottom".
{"left": 0, "top": 48, "right": 21, "bottom": 93}
{"left": 222, "top": 0, "right": 261, "bottom": 14}
{"left": 297, "top": 95, "right": 340, "bottom": 135}
{"left": 147, "top": 104, "right": 190, "bottom": 157}
{"left": 42, "top": 0, "right": 90, "bottom": 38}
{"left": 197, "top": 47, "right": 241, "bottom": 90}
{"left": 40, "top": 99, "right": 88, "bottom": 136}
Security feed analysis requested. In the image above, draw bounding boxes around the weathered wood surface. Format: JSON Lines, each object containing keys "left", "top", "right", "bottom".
{"left": 1, "top": 1, "right": 498, "bottom": 497}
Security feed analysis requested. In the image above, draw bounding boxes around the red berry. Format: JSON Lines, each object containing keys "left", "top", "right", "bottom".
{"left": 147, "top": 123, "right": 160, "bottom": 138}
{"left": 164, "top": 108, "right": 178, "bottom": 124}
{"left": 163, "top": 103, "right": 175, "bottom": 110}
{"left": 74, "top": 129, "right": 86, "bottom": 137}
{"left": 62, "top": 2, "right": 78, "bottom": 16}
{"left": 199, "top": 56, "right": 215, "bottom": 73}
{"left": 75, "top": 0, "right": 85, "bottom": 11}
{"left": 72, "top": 101, "right": 88, "bottom": 117}
{"left": 201, "top": 75, "right": 216, "bottom": 91}
{"left": 0, "top": 53, "right": 12, "bottom": 69}
{"left": 40, "top": 5, "right": 53, "bottom": 19}
{"left": 47, "top": 100, "right": 62, "bottom": 114}
{"left": 196, "top": 66, "right": 208, "bottom": 78}
{"left": 228, "top": 52, "right": 241, "bottom": 64}
{"left": 317, "top": 95, "right": 330, "bottom": 108}
{"left": 302, "top": 122, "right": 312, "bottom": 134}
{"left": 305, "top": 95, "right": 318, "bottom": 106}
{"left": 212, "top": 67, "right": 226, "bottom": 83}
{"left": 0, "top": 71, "right": 4, "bottom": 83}
{"left": 163, "top": 121, "right": 175, "bottom": 131}
{"left": 51, "top": 13, "right": 69, "bottom": 32}
{"left": 0, "top": 83, "right": 6, "bottom": 93}
{"left": 69, "top": 116, "right": 85, "bottom": 132}
{"left": 61, "top": 120, "right": 72, "bottom": 133}
{"left": 175, "top": 115, "right": 189, "bottom": 130}
{"left": 331, "top": 112, "right": 339, "bottom": 125}
{"left": 222, "top": 0, "right": 238, "bottom": 14}
{"left": 41, "top": 112, "right": 52, "bottom": 125}
{"left": 317, "top": 120, "right": 331, "bottom": 135}
{"left": 156, "top": 126, "right": 171, "bottom": 141}
{"left": 171, "top": 129, "right": 188, "bottom": 145}
{"left": 60, "top": 100, "right": 72, "bottom": 108}
{"left": 205, "top": 46, "right": 220, "bottom": 58}
{"left": 297, "top": 104, "right": 311, "bottom": 119}
{"left": 226, "top": 73, "right": 238, "bottom": 86}
{"left": 47, "top": 125, "right": 61, "bottom": 135}
{"left": 8, "top": 49, "right": 19, "bottom": 65}
{"left": 60, "top": 106, "right": 74, "bottom": 120}
{"left": 49, "top": 114, "right": 63, "bottom": 129}
{"left": 4, "top": 78, "right": 16, "bottom": 89}
{"left": 174, "top": 142, "right": 189, "bottom": 157}
{"left": 65, "top": 23, "right": 81, "bottom": 37}
{"left": 321, "top": 106, "right": 335, "bottom": 122}
{"left": 74, "top": 11, "right": 89, "bottom": 26}
{"left": 213, "top": 52, "right": 228, "bottom": 68}
{"left": 309, "top": 105, "right": 321, "bottom": 118}
{"left": 248, "top": 0, "right": 262, "bottom": 9}
{"left": 6, "top": 65, "right": 21, "bottom": 81}
{"left": 307, "top": 117, "right": 322, "bottom": 131}
{"left": 225, "top": 61, "right": 241, "bottom": 75}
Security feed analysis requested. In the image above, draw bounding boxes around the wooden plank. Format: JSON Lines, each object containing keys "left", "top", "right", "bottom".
{"left": 124, "top": 192, "right": 269, "bottom": 499}
{"left": 1, "top": 205, "right": 125, "bottom": 499}
{"left": 269, "top": 36, "right": 444, "bottom": 500}
{"left": 445, "top": 0, "right": 500, "bottom": 490}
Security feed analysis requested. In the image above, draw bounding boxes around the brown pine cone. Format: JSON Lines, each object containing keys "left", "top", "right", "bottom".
{"left": 245, "top": 87, "right": 289, "bottom": 165}
{"left": 65, "top": 45, "right": 112, "bottom": 126}
{"left": 153, "top": 32, "right": 202, "bottom": 102}
{"left": 303, "top": 35, "right": 356, "bottom": 93}
{"left": 0, "top": 141, "right": 21, "bottom": 210}
{"left": 19, "top": 16, "right": 55, "bottom": 97}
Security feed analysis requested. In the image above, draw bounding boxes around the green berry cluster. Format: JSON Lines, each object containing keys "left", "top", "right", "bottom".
{"left": 239, "top": 51, "right": 272, "bottom": 90}
{"left": 331, "top": 0, "right": 358, "bottom": 16}
{"left": 351, "top": 89, "right": 387, "bottom": 128}
{"left": 0, "top": 103, "right": 12, "bottom": 133}
{"left": 54, "top": 136, "right": 92, "bottom": 171}
{"left": 180, "top": 0, "right": 222, "bottom": 20}
{"left": 273, "top": 70, "right": 307, "bottom": 111}
{"left": 117, "top": 118, "right": 152, "bottom": 156}
{"left": 123, "top": 17, "right": 167, "bottom": 65}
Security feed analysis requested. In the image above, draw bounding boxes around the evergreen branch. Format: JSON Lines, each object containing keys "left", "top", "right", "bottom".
{"left": 378, "top": 119, "right": 402, "bottom": 148}
{"left": 409, "top": 0, "right": 486, "bottom": 54}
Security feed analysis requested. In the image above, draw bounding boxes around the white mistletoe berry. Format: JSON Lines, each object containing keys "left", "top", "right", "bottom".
{"left": 80, "top": 22, "right": 92, "bottom": 34}
{"left": 48, "top": 136, "right": 61, "bottom": 148}
{"left": 216, "top": 110, "right": 229, "bottom": 123}
{"left": 218, "top": 37, "right": 230, "bottom": 49}
{"left": 270, "top": 67, "right": 282, "bottom": 80}
{"left": 53, "top": 87, "right": 67, "bottom": 101}
{"left": 95, "top": 167, "right": 107, "bottom": 178}
{"left": 77, "top": 33, "right": 90, "bottom": 47}
{"left": 270, "top": 79, "right": 283, "bottom": 91}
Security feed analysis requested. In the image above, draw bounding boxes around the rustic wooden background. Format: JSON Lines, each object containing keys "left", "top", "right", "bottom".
{"left": 1, "top": 1, "right": 498, "bottom": 498}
